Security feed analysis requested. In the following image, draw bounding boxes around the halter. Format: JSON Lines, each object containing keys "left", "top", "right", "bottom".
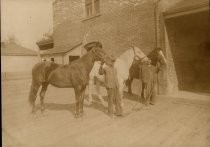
{"left": 132, "top": 46, "right": 147, "bottom": 65}
{"left": 91, "top": 47, "right": 111, "bottom": 65}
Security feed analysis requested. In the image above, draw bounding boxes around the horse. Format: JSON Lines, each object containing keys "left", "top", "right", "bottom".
{"left": 125, "top": 47, "right": 167, "bottom": 104}
{"left": 28, "top": 42, "right": 112, "bottom": 117}
{"left": 87, "top": 46, "right": 149, "bottom": 106}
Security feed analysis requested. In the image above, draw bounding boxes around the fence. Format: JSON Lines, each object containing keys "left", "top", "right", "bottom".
{"left": 1, "top": 72, "right": 32, "bottom": 81}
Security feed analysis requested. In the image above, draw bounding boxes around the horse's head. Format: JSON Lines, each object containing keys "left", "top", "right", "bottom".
{"left": 84, "top": 41, "right": 112, "bottom": 65}
{"left": 148, "top": 47, "right": 167, "bottom": 66}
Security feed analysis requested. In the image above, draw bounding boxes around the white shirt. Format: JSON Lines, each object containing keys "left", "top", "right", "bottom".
{"left": 89, "top": 61, "right": 104, "bottom": 81}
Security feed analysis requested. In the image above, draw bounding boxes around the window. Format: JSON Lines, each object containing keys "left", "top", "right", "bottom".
{"left": 42, "top": 58, "right": 46, "bottom": 62}
{"left": 85, "top": 0, "right": 100, "bottom": 17}
{"left": 51, "top": 58, "right": 54, "bottom": 62}
{"left": 69, "top": 56, "right": 80, "bottom": 63}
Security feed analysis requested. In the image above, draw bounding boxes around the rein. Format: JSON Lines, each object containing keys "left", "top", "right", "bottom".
{"left": 132, "top": 46, "right": 147, "bottom": 65}
{"left": 91, "top": 48, "right": 110, "bottom": 64}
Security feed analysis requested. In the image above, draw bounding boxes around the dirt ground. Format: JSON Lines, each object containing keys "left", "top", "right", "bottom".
{"left": 2, "top": 79, "right": 210, "bottom": 147}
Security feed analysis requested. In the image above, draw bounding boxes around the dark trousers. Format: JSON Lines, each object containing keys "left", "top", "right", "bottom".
{"left": 106, "top": 87, "right": 123, "bottom": 115}
{"left": 141, "top": 82, "right": 157, "bottom": 105}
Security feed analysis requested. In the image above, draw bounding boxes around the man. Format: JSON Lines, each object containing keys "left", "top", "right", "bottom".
{"left": 99, "top": 55, "right": 123, "bottom": 117}
{"left": 88, "top": 61, "right": 105, "bottom": 104}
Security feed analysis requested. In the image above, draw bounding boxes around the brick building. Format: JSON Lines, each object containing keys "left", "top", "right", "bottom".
{"left": 52, "top": 0, "right": 210, "bottom": 94}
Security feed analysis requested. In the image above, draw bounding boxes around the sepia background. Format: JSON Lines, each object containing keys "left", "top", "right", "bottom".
{"left": 2, "top": 0, "right": 210, "bottom": 147}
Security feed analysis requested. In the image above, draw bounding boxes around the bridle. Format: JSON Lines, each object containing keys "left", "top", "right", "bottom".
{"left": 132, "top": 46, "right": 147, "bottom": 65}
{"left": 91, "top": 47, "right": 111, "bottom": 65}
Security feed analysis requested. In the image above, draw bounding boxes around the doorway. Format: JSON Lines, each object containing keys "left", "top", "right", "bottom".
{"left": 69, "top": 56, "right": 80, "bottom": 63}
{"left": 165, "top": 10, "right": 210, "bottom": 93}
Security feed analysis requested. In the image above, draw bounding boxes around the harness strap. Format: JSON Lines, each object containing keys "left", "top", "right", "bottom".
{"left": 92, "top": 48, "right": 110, "bottom": 65}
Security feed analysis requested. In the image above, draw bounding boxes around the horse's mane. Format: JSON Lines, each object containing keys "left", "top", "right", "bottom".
{"left": 118, "top": 48, "right": 133, "bottom": 61}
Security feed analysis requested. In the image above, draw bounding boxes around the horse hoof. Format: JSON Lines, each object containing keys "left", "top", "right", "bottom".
{"left": 74, "top": 113, "right": 80, "bottom": 118}
{"left": 31, "top": 109, "right": 36, "bottom": 114}
{"left": 41, "top": 108, "right": 45, "bottom": 114}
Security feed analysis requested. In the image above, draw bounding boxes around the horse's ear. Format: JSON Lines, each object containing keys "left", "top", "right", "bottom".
{"left": 96, "top": 41, "right": 102, "bottom": 49}
{"left": 156, "top": 47, "right": 162, "bottom": 52}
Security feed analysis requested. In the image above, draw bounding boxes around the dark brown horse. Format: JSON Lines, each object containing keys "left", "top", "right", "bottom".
{"left": 126, "top": 47, "right": 167, "bottom": 97}
{"left": 28, "top": 42, "right": 112, "bottom": 117}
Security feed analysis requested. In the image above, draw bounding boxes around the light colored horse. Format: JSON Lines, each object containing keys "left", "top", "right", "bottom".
{"left": 87, "top": 46, "right": 149, "bottom": 105}
{"left": 88, "top": 61, "right": 105, "bottom": 104}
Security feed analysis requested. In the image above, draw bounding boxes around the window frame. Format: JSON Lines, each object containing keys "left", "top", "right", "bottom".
{"left": 84, "top": 0, "right": 100, "bottom": 18}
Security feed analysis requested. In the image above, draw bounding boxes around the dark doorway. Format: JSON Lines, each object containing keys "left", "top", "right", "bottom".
{"left": 165, "top": 10, "right": 210, "bottom": 93}
{"left": 69, "top": 56, "right": 80, "bottom": 63}
{"left": 51, "top": 58, "right": 55, "bottom": 62}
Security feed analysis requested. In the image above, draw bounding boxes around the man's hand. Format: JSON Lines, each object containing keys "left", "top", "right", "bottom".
{"left": 100, "top": 61, "right": 104, "bottom": 65}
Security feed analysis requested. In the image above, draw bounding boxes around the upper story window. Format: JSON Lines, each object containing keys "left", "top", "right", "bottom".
{"left": 85, "top": 0, "right": 100, "bottom": 17}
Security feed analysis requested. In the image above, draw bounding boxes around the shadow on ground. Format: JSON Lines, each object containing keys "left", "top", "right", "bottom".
{"left": 123, "top": 92, "right": 145, "bottom": 104}
{"left": 33, "top": 92, "right": 146, "bottom": 117}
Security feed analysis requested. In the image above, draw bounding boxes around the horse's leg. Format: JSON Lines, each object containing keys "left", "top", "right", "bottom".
{"left": 118, "top": 80, "right": 125, "bottom": 107}
{"left": 80, "top": 85, "right": 87, "bottom": 115}
{"left": 127, "top": 77, "right": 133, "bottom": 94}
{"left": 88, "top": 77, "right": 94, "bottom": 103}
{"left": 74, "top": 86, "right": 82, "bottom": 117}
{"left": 142, "top": 83, "right": 149, "bottom": 105}
{"left": 39, "top": 82, "right": 49, "bottom": 113}
{"left": 29, "top": 80, "right": 41, "bottom": 113}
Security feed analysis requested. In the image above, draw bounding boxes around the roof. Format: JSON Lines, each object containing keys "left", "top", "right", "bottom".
{"left": 37, "top": 38, "right": 53, "bottom": 46}
{"left": 36, "top": 37, "right": 54, "bottom": 50}
{"left": 1, "top": 42, "right": 38, "bottom": 56}
{"left": 163, "top": 0, "right": 209, "bottom": 16}
{"left": 41, "top": 42, "right": 82, "bottom": 55}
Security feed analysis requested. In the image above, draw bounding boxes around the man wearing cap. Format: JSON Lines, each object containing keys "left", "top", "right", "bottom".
{"left": 99, "top": 55, "right": 123, "bottom": 117}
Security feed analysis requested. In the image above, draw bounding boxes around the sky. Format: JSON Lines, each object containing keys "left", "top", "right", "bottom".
{"left": 1, "top": 0, "right": 54, "bottom": 51}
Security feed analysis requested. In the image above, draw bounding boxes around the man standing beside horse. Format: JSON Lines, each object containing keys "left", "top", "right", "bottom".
{"left": 99, "top": 55, "right": 123, "bottom": 118}
{"left": 126, "top": 47, "right": 167, "bottom": 106}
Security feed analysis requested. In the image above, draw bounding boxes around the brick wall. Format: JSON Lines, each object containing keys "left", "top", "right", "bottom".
{"left": 83, "top": 0, "right": 156, "bottom": 56}
{"left": 53, "top": 0, "right": 84, "bottom": 49}
{"left": 53, "top": 0, "right": 157, "bottom": 54}
{"left": 53, "top": 0, "right": 169, "bottom": 94}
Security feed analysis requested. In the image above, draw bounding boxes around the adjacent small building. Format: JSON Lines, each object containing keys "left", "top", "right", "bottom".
{"left": 1, "top": 42, "right": 39, "bottom": 80}
{"left": 36, "top": 35, "right": 83, "bottom": 64}
{"left": 40, "top": 42, "right": 83, "bottom": 65}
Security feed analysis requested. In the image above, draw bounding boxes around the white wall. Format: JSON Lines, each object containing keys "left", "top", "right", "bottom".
{"left": 63, "top": 45, "right": 82, "bottom": 64}
{"left": 42, "top": 55, "right": 63, "bottom": 64}
{"left": 41, "top": 45, "right": 82, "bottom": 65}
{"left": 1, "top": 55, "right": 39, "bottom": 72}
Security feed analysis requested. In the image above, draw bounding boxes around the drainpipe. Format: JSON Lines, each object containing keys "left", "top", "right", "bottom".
{"left": 154, "top": 0, "right": 162, "bottom": 48}
{"left": 154, "top": 0, "right": 162, "bottom": 94}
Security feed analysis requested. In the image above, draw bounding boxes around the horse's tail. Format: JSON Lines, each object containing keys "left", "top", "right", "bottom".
{"left": 28, "top": 63, "right": 42, "bottom": 106}
{"left": 28, "top": 79, "right": 40, "bottom": 106}
{"left": 28, "top": 61, "right": 59, "bottom": 106}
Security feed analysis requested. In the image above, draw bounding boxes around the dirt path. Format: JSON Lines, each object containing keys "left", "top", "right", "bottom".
{"left": 2, "top": 79, "right": 210, "bottom": 147}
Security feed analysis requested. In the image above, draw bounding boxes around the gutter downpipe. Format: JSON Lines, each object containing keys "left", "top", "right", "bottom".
{"left": 154, "top": 0, "right": 162, "bottom": 94}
